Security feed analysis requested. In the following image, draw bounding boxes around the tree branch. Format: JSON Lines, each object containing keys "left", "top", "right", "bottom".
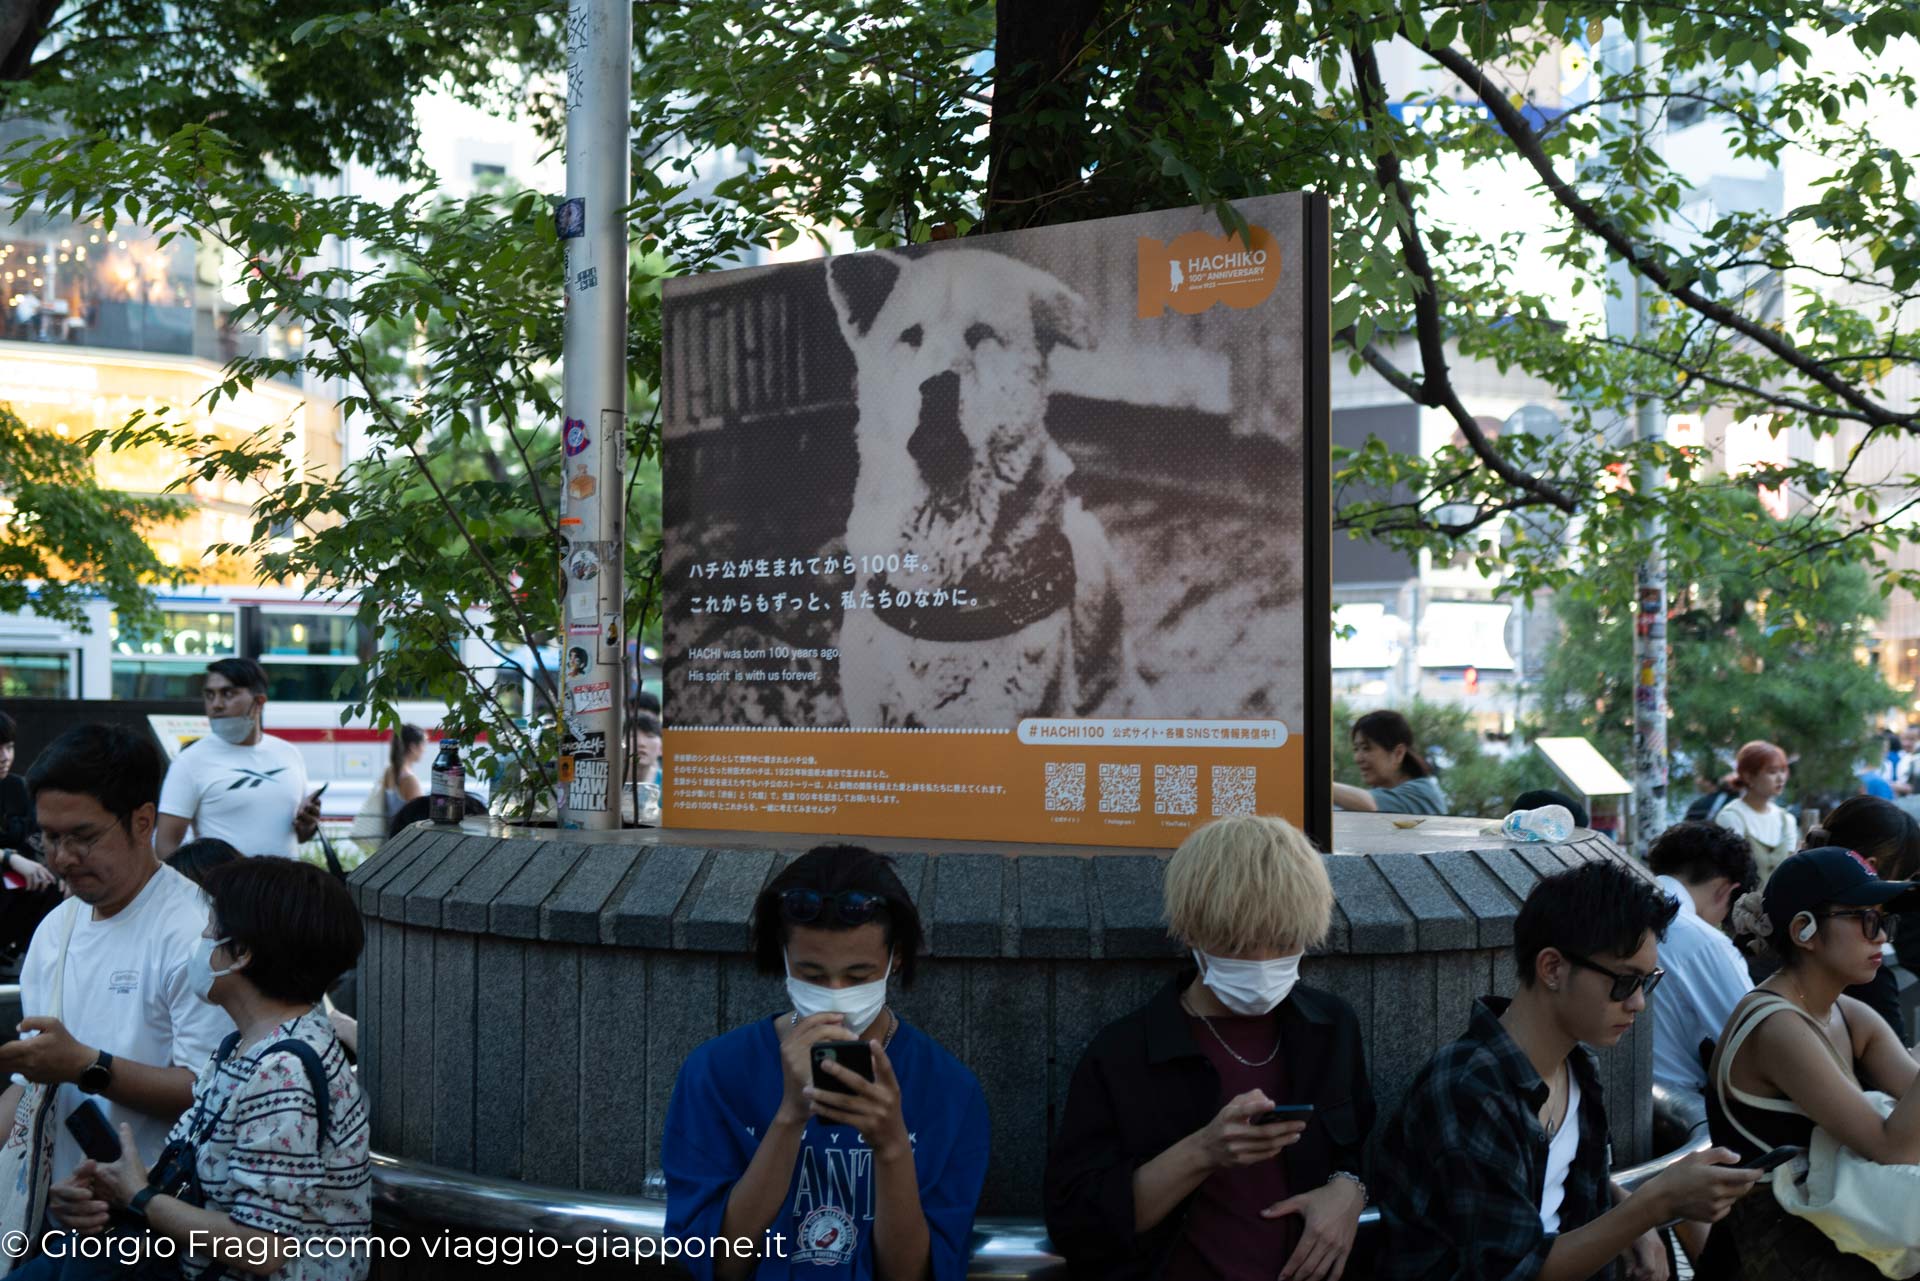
{"left": 1349, "top": 39, "right": 1578, "bottom": 513}
{"left": 1423, "top": 37, "right": 1917, "bottom": 433}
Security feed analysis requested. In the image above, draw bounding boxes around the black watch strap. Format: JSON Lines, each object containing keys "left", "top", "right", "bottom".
{"left": 78, "top": 1049, "right": 113, "bottom": 1095}
{"left": 127, "top": 1186, "right": 157, "bottom": 1219}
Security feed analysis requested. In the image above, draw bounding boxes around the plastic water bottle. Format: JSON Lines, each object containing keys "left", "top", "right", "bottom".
{"left": 1501, "top": 804, "right": 1574, "bottom": 843}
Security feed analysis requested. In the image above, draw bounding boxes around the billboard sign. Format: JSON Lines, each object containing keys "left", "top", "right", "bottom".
{"left": 661, "top": 193, "right": 1330, "bottom": 848}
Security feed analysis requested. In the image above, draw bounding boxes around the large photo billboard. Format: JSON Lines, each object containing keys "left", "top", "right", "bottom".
{"left": 661, "top": 193, "right": 1329, "bottom": 848}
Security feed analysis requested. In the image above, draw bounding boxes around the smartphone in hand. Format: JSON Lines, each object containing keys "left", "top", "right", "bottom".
{"left": 64, "top": 1100, "right": 121, "bottom": 1163}
{"left": 810, "top": 1041, "right": 876, "bottom": 1094}
{"left": 1739, "top": 1145, "right": 1802, "bottom": 1173}
{"left": 1255, "top": 1104, "right": 1315, "bottom": 1126}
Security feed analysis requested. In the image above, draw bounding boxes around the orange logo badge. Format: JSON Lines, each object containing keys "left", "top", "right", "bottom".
{"left": 1137, "top": 226, "right": 1282, "bottom": 317}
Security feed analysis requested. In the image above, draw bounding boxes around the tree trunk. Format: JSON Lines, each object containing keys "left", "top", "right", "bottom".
{"left": 981, "top": 0, "right": 1103, "bottom": 233}
{"left": 0, "top": 0, "right": 57, "bottom": 81}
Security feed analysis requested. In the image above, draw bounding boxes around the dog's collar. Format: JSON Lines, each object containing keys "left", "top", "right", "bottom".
{"left": 869, "top": 527, "right": 1077, "bottom": 644}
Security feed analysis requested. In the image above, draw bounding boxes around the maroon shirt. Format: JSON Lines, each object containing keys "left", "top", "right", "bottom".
{"left": 1162, "top": 1011, "right": 1297, "bottom": 1281}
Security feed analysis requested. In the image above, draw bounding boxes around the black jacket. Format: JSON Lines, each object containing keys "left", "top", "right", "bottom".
{"left": 1043, "top": 970, "right": 1376, "bottom": 1281}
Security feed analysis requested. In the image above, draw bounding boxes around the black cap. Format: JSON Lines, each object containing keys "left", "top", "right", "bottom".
{"left": 1764, "top": 847, "right": 1920, "bottom": 934}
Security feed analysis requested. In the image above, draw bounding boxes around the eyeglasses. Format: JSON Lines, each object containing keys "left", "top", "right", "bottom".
{"left": 1561, "top": 950, "right": 1666, "bottom": 1002}
{"left": 1826, "top": 909, "right": 1889, "bottom": 941}
{"left": 779, "top": 888, "right": 885, "bottom": 926}
{"left": 27, "top": 828, "right": 111, "bottom": 861}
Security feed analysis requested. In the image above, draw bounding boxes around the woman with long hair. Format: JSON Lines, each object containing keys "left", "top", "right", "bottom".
{"left": 1331, "top": 711, "right": 1447, "bottom": 815}
{"left": 1804, "top": 796, "right": 1920, "bottom": 1039}
{"left": 1701, "top": 849, "right": 1920, "bottom": 1279}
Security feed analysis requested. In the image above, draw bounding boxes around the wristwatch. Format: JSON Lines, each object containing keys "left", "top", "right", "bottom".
{"left": 126, "top": 1187, "right": 157, "bottom": 1220}
{"left": 77, "top": 1050, "right": 113, "bottom": 1095}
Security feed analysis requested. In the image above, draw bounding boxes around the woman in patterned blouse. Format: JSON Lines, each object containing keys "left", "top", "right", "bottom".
{"left": 26, "top": 857, "right": 370, "bottom": 1280}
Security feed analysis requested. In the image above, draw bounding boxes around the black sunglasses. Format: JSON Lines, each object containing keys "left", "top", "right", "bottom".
{"left": 1825, "top": 908, "right": 1889, "bottom": 941}
{"left": 1560, "top": 950, "right": 1665, "bottom": 1002}
{"left": 779, "top": 888, "right": 885, "bottom": 926}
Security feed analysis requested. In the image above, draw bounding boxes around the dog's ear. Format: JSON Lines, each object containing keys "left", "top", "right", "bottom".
{"left": 1031, "top": 282, "right": 1093, "bottom": 357}
{"left": 825, "top": 253, "right": 902, "bottom": 342}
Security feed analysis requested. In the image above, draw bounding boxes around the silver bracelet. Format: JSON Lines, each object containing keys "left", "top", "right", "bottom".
{"left": 1327, "top": 1170, "right": 1367, "bottom": 1205}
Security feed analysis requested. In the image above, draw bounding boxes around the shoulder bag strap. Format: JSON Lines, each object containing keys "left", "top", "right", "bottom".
{"left": 48, "top": 905, "right": 78, "bottom": 1023}
{"left": 261, "top": 1038, "right": 331, "bottom": 1147}
{"left": 1714, "top": 993, "right": 1807, "bottom": 1153}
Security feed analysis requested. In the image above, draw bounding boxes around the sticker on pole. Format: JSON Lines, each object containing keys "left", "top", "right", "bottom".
{"left": 600, "top": 611, "right": 621, "bottom": 663}
{"left": 563, "top": 417, "right": 591, "bottom": 456}
{"left": 571, "top": 681, "right": 612, "bottom": 715}
{"left": 571, "top": 756, "right": 610, "bottom": 812}
{"left": 555, "top": 198, "right": 586, "bottom": 240}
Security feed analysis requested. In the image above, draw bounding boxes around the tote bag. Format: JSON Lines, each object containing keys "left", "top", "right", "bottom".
{"left": 0, "top": 908, "right": 78, "bottom": 1271}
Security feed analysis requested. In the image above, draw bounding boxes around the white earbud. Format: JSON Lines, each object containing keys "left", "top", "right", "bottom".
{"left": 1795, "top": 912, "right": 1818, "bottom": 943}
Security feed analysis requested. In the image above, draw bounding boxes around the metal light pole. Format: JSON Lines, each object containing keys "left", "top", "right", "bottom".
{"left": 557, "top": 0, "right": 630, "bottom": 830}
{"left": 1629, "top": 28, "right": 1669, "bottom": 852}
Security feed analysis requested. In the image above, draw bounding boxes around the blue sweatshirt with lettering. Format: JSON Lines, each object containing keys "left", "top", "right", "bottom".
{"left": 663, "top": 1015, "right": 990, "bottom": 1280}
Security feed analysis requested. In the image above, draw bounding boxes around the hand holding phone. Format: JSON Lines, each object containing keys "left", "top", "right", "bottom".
{"left": 810, "top": 1040, "right": 876, "bottom": 1094}
{"left": 64, "top": 1100, "right": 121, "bottom": 1163}
{"left": 1738, "top": 1145, "right": 1802, "bottom": 1173}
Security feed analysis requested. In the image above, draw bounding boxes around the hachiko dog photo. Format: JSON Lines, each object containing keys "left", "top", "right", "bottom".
{"left": 662, "top": 199, "right": 1315, "bottom": 736}
{"left": 824, "top": 249, "right": 1149, "bottom": 727}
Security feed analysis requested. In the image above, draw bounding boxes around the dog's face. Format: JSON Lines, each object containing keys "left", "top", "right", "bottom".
{"left": 828, "top": 250, "right": 1091, "bottom": 528}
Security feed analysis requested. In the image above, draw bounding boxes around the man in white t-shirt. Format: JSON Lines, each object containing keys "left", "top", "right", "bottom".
{"left": 1645, "top": 821, "right": 1757, "bottom": 1096}
{"left": 156, "top": 658, "right": 320, "bottom": 859}
{"left": 0, "top": 723, "right": 234, "bottom": 1203}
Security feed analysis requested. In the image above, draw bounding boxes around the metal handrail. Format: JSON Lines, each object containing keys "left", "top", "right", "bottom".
{"left": 370, "top": 1134, "right": 1714, "bottom": 1278}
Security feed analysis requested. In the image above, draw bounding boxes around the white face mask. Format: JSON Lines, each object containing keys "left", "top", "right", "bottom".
{"left": 1194, "top": 948, "right": 1301, "bottom": 1016}
{"left": 785, "top": 951, "right": 893, "bottom": 1036}
{"left": 208, "top": 715, "right": 254, "bottom": 745}
{"left": 188, "top": 936, "right": 238, "bottom": 1003}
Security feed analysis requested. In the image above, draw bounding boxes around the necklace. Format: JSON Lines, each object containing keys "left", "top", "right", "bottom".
{"left": 1182, "top": 995, "right": 1282, "bottom": 1067}
{"left": 1542, "top": 1062, "right": 1569, "bottom": 1138}
{"left": 789, "top": 1008, "right": 899, "bottom": 1048}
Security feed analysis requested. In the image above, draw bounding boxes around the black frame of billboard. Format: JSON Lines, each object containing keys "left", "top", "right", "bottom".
{"left": 1303, "top": 194, "right": 1332, "bottom": 850}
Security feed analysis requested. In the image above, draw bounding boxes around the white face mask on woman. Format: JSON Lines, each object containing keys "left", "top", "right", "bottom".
{"left": 187, "top": 936, "right": 239, "bottom": 1004}
{"left": 785, "top": 951, "right": 893, "bottom": 1035}
{"left": 1194, "top": 948, "right": 1301, "bottom": 1016}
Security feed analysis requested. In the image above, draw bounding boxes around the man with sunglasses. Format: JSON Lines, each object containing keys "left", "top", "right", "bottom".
{"left": 0, "top": 725, "right": 233, "bottom": 1235}
{"left": 662, "top": 844, "right": 989, "bottom": 1280}
{"left": 1376, "top": 859, "right": 1761, "bottom": 1281}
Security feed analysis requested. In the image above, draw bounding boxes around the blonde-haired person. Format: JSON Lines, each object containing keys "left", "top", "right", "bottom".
{"left": 1044, "top": 815, "right": 1374, "bottom": 1281}
{"left": 1715, "top": 741, "right": 1795, "bottom": 882}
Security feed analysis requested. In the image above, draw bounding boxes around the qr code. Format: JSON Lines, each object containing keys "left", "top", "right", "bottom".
{"left": 1044, "top": 762, "right": 1086, "bottom": 812}
{"left": 1154, "top": 764, "right": 1199, "bottom": 815}
{"left": 1212, "top": 765, "right": 1258, "bottom": 816}
{"left": 1099, "top": 763, "right": 1142, "bottom": 813}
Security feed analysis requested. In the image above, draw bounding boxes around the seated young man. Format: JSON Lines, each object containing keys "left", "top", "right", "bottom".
{"left": 662, "top": 844, "right": 989, "bottom": 1280}
{"left": 1645, "top": 822, "right": 1755, "bottom": 1098}
{"left": 1375, "top": 859, "right": 1762, "bottom": 1281}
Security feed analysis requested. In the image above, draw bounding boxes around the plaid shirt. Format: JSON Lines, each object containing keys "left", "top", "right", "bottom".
{"left": 1375, "top": 997, "right": 1617, "bottom": 1281}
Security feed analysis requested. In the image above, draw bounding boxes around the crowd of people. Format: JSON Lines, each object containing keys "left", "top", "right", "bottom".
{"left": 8, "top": 672, "right": 1920, "bottom": 1280}
{"left": 0, "top": 663, "right": 372, "bottom": 1278}
{"left": 661, "top": 813, "right": 1920, "bottom": 1281}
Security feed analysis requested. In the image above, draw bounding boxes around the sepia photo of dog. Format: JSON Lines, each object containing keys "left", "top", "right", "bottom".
{"left": 826, "top": 248, "right": 1152, "bottom": 728}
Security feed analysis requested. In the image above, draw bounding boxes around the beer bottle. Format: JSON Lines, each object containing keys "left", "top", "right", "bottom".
{"left": 429, "top": 739, "right": 465, "bottom": 825}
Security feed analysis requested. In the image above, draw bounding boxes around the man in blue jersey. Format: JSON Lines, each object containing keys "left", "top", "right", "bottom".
{"left": 663, "top": 844, "right": 989, "bottom": 1280}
